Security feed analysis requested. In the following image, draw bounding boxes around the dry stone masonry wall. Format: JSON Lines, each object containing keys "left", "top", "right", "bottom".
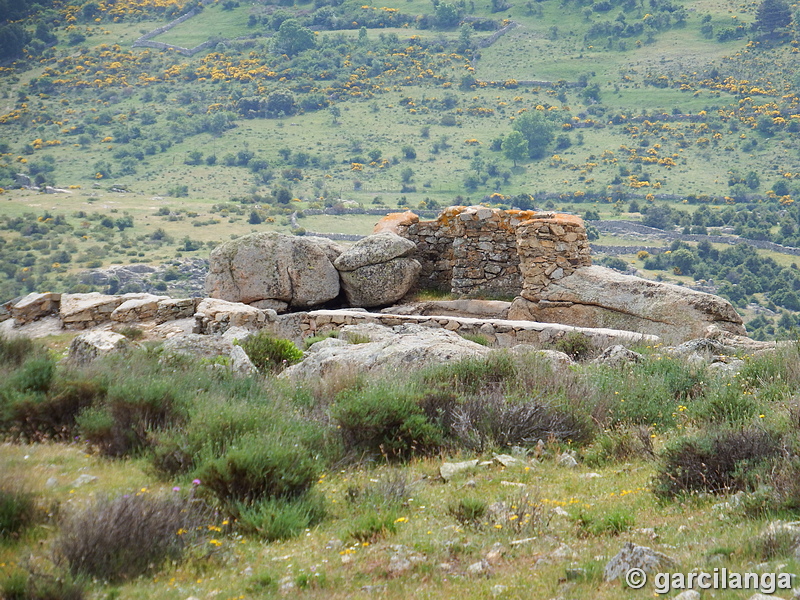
{"left": 375, "top": 206, "right": 591, "bottom": 298}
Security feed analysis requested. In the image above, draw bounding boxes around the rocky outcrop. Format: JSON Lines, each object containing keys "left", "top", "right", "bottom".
{"left": 205, "top": 232, "right": 344, "bottom": 309}
{"left": 340, "top": 259, "right": 421, "bottom": 308}
{"left": 334, "top": 232, "right": 421, "bottom": 307}
{"left": 161, "top": 333, "right": 256, "bottom": 375}
{"left": 604, "top": 541, "right": 677, "bottom": 582}
{"left": 110, "top": 294, "right": 163, "bottom": 322}
{"left": 193, "top": 298, "right": 277, "bottom": 334}
{"left": 382, "top": 299, "right": 511, "bottom": 319}
{"left": 509, "top": 265, "right": 745, "bottom": 342}
{"left": 68, "top": 330, "right": 133, "bottom": 365}
{"left": 60, "top": 293, "right": 127, "bottom": 329}
{"left": 280, "top": 323, "right": 491, "bottom": 380}
{"left": 10, "top": 292, "right": 61, "bottom": 324}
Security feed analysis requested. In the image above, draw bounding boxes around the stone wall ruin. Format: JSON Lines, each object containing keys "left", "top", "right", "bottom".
{"left": 374, "top": 206, "right": 592, "bottom": 298}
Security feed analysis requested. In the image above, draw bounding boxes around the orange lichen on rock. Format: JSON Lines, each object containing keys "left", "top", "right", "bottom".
{"left": 373, "top": 211, "right": 419, "bottom": 234}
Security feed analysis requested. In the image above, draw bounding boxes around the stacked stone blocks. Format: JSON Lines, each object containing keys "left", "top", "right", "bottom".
{"left": 377, "top": 206, "right": 590, "bottom": 299}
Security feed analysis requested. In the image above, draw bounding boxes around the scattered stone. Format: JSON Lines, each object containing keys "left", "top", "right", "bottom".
{"left": 360, "top": 585, "right": 387, "bottom": 593}
{"left": 485, "top": 542, "right": 506, "bottom": 564}
{"left": 440, "top": 459, "right": 480, "bottom": 482}
{"left": 673, "top": 591, "right": 701, "bottom": 600}
{"left": 490, "top": 584, "right": 508, "bottom": 597}
{"left": 509, "top": 537, "right": 537, "bottom": 546}
{"left": 708, "top": 359, "right": 745, "bottom": 375}
{"left": 230, "top": 345, "right": 257, "bottom": 376}
{"left": 748, "top": 595, "right": 785, "bottom": 600}
{"left": 467, "top": 559, "right": 491, "bottom": 575}
{"left": 603, "top": 541, "right": 677, "bottom": 582}
{"left": 591, "top": 344, "right": 644, "bottom": 367}
{"left": 549, "top": 543, "right": 577, "bottom": 561}
{"left": 551, "top": 507, "right": 570, "bottom": 518}
{"left": 71, "top": 474, "right": 98, "bottom": 487}
{"left": 68, "top": 330, "right": 132, "bottom": 365}
{"left": 494, "top": 454, "right": 524, "bottom": 468}
{"left": 557, "top": 454, "right": 578, "bottom": 468}
{"left": 579, "top": 472, "right": 602, "bottom": 479}
{"left": 753, "top": 521, "right": 800, "bottom": 559}
{"left": 45, "top": 477, "right": 58, "bottom": 488}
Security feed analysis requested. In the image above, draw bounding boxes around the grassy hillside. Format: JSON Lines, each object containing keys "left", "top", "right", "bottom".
{"left": 3, "top": 0, "right": 800, "bottom": 337}
{"left": 2, "top": 331, "right": 800, "bottom": 599}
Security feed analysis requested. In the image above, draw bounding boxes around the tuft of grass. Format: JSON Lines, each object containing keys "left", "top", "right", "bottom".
{"left": 447, "top": 497, "right": 487, "bottom": 529}
{"left": 303, "top": 330, "right": 339, "bottom": 349}
{"left": 459, "top": 333, "right": 491, "bottom": 346}
{"left": 0, "top": 478, "right": 37, "bottom": 541}
{"left": 236, "top": 494, "right": 326, "bottom": 542}
{"left": 575, "top": 507, "right": 635, "bottom": 537}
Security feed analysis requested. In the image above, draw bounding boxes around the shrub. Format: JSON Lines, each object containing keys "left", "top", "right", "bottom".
{"left": 77, "top": 378, "right": 187, "bottom": 457}
{"left": 584, "top": 425, "right": 654, "bottom": 466}
{"left": 54, "top": 493, "right": 208, "bottom": 582}
{"left": 333, "top": 383, "right": 444, "bottom": 460}
{"left": 447, "top": 390, "right": 592, "bottom": 452}
{"left": 236, "top": 494, "right": 326, "bottom": 541}
{"left": 689, "top": 380, "right": 762, "bottom": 425}
{"left": 0, "top": 570, "right": 86, "bottom": 600}
{"left": 0, "top": 479, "right": 36, "bottom": 540}
{"left": 422, "top": 353, "right": 516, "bottom": 394}
{"left": 345, "top": 470, "right": 412, "bottom": 509}
{"left": 652, "top": 428, "right": 783, "bottom": 499}
{"left": 0, "top": 335, "right": 36, "bottom": 367}
{"left": 553, "top": 331, "right": 594, "bottom": 361}
{"left": 447, "top": 497, "right": 487, "bottom": 528}
{"left": 240, "top": 331, "right": 303, "bottom": 373}
{"left": 2, "top": 376, "right": 105, "bottom": 441}
{"left": 10, "top": 356, "right": 56, "bottom": 394}
{"left": 197, "top": 433, "right": 318, "bottom": 508}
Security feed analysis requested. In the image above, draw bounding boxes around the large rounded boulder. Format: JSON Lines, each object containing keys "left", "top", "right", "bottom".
{"left": 333, "top": 232, "right": 420, "bottom": 308}
{"left": 205, "top": 232, "right": 344, "bottom": 310}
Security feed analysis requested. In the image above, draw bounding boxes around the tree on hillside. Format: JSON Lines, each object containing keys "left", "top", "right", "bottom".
{"left": 754, "top": 0, "right": 792, "bottom": 36}
{"left": 273, "top": 19, "right": 315, "bottom": 56}
{"left": 502, "top": 131, "right": 528, "bottom": 167}
{"left": 512, "top": 110, "right": 556, "bottom": 160}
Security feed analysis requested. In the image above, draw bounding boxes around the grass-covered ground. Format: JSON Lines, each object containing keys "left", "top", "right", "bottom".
{"left": 2, "top": 331, "right": 800, "bottom": 599}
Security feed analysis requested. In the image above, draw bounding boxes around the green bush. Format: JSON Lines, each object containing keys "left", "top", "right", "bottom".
{"left": 0, "top": 570, "right": 86, "bottom": 600}
{"left": 10, "top": 356, "right": 56, "bottom": 394}
{"left": 333, "top": 383, "right": 444, "bottom": 460}
{"left": 652, "top": 428, "right": 783, "bottom": 499}
{"left": 240, "top": 331, "right": 303, "bottom": 373}
{"left": 0, "top": 335, "right": 36, "bottom": 367}
{"left": 575, "top": 507, "right": 635, "bottom": 536}
{"left": 689, "top": 380, "right": 762, "bottom": 425}
{"left": 0, "top": 481, "right": 36, "bottom": 540}
{"left": 77, "top": 379, "right": 187, "bottom": 457}
{"left": 1, "top": 376, "right": 105, "bottom": 442}
{"left": 54, "top": 493, "right": 208, "bottom": 582}
{"left": 583, "top": 425, "right": 654, "bottom": 467}
{"left": 346, "top": 511, "right": 398, "bottom": 543}
{"left": 554, "top": 331, "right": 594, "bottom": 360}
{"left": 197, "top": 433, "right": 318, "bottom": 508}
{"left": 236, "top": 494, "right": 326, "bottom": 541}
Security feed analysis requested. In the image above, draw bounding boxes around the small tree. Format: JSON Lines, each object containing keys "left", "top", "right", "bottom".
{"left": 512, "top": 110, "right": 556, "bottom": 159}
{"left": 502, "top": 131, "right": 528, "bottom": 166}
{"left": 273, "top": 19, "right": 315, "bottom": 56}
{"left": 754, "top": 0, "right": 792, "bottom": 36}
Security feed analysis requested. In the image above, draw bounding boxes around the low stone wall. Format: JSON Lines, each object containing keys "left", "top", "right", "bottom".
{"left": 376, "top": 206, "right": 591, "bottom": 298}
{"left": 278, "top": 309, "right": 658, "bottom": 348}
